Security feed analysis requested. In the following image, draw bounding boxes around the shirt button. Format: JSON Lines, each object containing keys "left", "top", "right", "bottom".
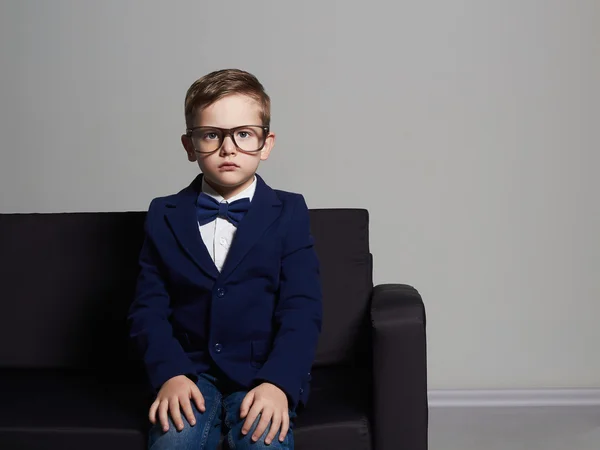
{"left": 214, "top": 343, "right": 222, "bottom": 353}
{"left": 220, "top": 237, "right": 227, "bottom": 246}
{"left": 217, "top": 288, "right": 225, "bottom": 298}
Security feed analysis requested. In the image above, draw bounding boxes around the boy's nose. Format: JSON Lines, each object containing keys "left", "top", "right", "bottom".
{"left": 220, "top": 135, "right": 237, "bottom": 155}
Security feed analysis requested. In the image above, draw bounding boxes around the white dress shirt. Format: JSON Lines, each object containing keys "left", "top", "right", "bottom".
{"left": 198, "top": 176, "right": 257, "bottom": 272}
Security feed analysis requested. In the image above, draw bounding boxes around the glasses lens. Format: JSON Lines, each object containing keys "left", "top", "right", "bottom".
{"left": 233, "top": 126, "right": 266, "bottom": 152}
{"left": 191, "top": 128, "right": 223, "bottom": 153}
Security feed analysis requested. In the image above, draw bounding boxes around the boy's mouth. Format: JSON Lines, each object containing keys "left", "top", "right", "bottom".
{"left": 219, "top": 162, "right": 239, "bottom": 171}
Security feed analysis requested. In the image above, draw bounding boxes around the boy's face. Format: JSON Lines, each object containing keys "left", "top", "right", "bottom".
{"left": 181, "top": 94, "right": 274, "bottom": 199}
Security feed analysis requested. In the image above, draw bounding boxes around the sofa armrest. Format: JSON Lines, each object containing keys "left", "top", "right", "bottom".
{"left": 371, "top": 284, "right": 428, "bottom": 450}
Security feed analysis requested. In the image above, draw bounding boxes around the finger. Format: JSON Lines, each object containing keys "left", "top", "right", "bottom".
{"left": 265, "top": 411, "right": 282, "bottom": 445}
{"left": 169, "top": 398, "right": 185, "bottom": 431}
{"left": 149, "top": 399, "right": 159, "bottom": 424}
{"left": 180, "top": 397, "right": 196, "bottom": 427}
{"left": 239, "top": 391, "right": 254, "bottom": 419}
{"left": 242, "top": 403, "right": 261, "bottom": 436}
{"left": 279, "top": 412, "right": 290, "bottom": 442}
{"left": 158, "top": 400, "right": 170, "bottom": 432}
{"left": 191, "top": 386, "right": 206, "bottom": 413}
{"left": 252, "top": 409, "right": 273, "bottom": 442}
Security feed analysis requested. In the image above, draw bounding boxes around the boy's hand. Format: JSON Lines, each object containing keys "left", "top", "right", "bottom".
{"left": 149, "top": 375, "right": 205, "bottom": 432}
{"left": 240, "top": 382, "right": 289, "bottom": 445}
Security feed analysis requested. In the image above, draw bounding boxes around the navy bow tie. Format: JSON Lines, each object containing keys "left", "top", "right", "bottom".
{"left": 196, "top": 192, "right": 251, "bottom": 227}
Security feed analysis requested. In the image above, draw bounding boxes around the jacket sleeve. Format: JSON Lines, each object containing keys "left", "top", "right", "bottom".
{"left": 253, "top": 195, "right": 323, "bottom": 408}
{"left": 128, "top": 200, "right": 197, "bottom": 391}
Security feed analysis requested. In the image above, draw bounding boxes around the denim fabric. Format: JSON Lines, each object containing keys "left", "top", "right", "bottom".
{"left": 148, "top": 374, "right": 295, "bottom": 450}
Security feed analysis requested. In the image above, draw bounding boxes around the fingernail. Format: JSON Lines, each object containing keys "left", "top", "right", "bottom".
{"left": 191, "top": 420, "right": 196, "bottom": 426}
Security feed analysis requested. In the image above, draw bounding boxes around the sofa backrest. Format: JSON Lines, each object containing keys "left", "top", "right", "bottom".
{"left": 308, "top": 209, "right": 373, "bottom": 367}
{"left": 0, "top": 212, "right": 146, "bottom": 378}
{"left": 0, "top": 210, "right": 372, "bottom": 375}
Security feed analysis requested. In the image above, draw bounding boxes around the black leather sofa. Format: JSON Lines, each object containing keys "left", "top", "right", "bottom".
{"left": 0, "top": 209, "right": 427, "bottom": 449}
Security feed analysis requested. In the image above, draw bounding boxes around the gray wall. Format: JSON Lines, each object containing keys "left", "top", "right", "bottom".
{"left": 1, "top": 0, "right": 599, "bottom": 390}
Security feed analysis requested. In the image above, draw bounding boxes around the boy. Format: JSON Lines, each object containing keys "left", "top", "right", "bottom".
{"left": 128, "top": 69, "right": 322, "bottom": 450}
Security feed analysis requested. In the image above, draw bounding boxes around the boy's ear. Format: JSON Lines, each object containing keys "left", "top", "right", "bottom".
{"left": 181, "top": 134, "right": 197, "bottom": 162}
{"left": 260, "top": 132, "right": 275, "bottom": 161}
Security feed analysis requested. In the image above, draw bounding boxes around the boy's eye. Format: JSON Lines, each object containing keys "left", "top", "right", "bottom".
{"left": 236, "top": 130, "right": 253, "bottom": 139}
{"left": 203, "top": 132, "right": 219, "bottom": 140}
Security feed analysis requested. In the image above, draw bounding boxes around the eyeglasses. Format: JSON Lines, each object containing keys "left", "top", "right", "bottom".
{"left": 186, "top": 125, "right": 269, "bottom": 153}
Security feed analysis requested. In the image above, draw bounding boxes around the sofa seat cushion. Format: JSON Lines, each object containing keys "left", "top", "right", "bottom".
{"left": 0, "top": 369, "right": 149, "bottom": 450}
{"left": 0, "top": 367, "right": 372, "bottom": 450}
{"left": 294, "top": 366, "right": 372, "bottom": 450}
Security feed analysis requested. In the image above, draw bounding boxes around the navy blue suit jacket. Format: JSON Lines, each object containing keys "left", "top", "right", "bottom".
{"left": 128, "top": 174, "right": 322, "bottom": 408}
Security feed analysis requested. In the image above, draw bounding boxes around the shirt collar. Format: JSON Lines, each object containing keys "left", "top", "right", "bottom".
{"left": 201, "top": 175, "right": 257, "bottom": 203}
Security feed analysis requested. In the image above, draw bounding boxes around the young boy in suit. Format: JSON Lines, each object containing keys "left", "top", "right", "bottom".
{"left": 128, "top": 68, "right": 322, "bottom": 450}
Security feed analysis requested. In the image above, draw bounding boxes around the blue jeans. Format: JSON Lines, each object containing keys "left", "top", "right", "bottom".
{"left": 148, "top": 373, "right": 296, "bottom": 450}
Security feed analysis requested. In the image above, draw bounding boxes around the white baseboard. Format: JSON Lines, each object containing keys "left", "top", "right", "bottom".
{"left": 428, "top": 389, "right": 600, "bottom": 408}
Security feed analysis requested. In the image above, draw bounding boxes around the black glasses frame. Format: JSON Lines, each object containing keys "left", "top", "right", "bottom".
{"left": 186, "top": 125, "right": 270, "bottom": 153}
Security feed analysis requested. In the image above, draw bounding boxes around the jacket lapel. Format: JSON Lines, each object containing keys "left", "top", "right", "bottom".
{"left": 164, "top": 175, "right": 220, "bottom": 280}
{"left": 218, "top": 174, "right": 282, "bottom": 282}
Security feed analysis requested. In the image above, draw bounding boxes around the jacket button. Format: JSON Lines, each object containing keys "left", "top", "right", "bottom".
{"left": 299, "top": 388, "right": 304, "bottom": 394}
{"left": 217, "top": 288, "right": 225, "bottom": 298}
{"left": 214, "top": 343, "right": 222, "bottom": 353}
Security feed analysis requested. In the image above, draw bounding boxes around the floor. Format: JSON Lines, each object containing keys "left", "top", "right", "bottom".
{"left": 429, "top": 405, "right": 600, "bottom": 450}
